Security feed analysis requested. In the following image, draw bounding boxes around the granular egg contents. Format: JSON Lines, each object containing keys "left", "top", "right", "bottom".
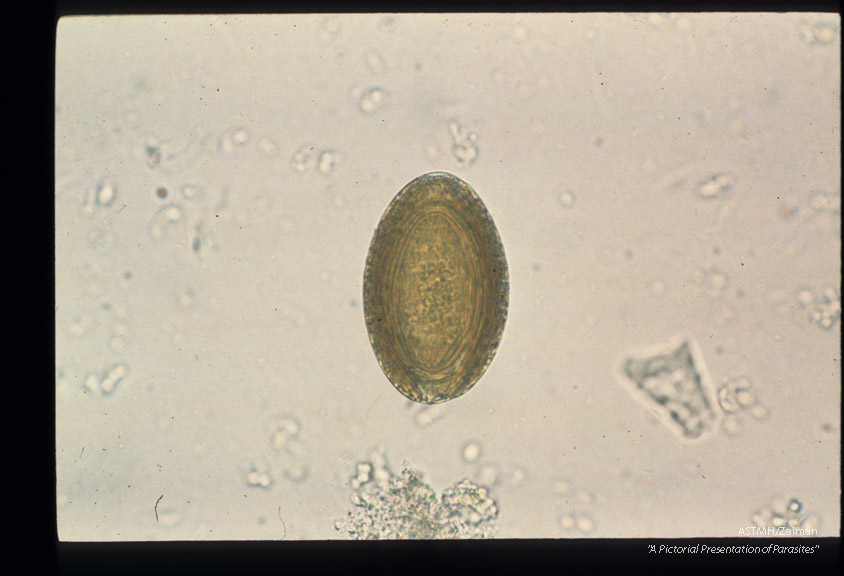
{"left": 363, "top": 172, "right": 509, "bottom": 404}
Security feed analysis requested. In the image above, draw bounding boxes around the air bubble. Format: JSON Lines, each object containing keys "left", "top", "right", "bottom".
{"left": 258, "top": 138, "right": 277, "bottom": 157}
{"left": 718, "top": 376, "right": 759, "bottom": 416}
{"left": 80, "top": 363, "right": 128, "bottom": 397}
{"left": 552, "top": 477, "right": 599, "bottom": 534}
{"left": 67, "top": 314, "right": 92, "bottom": 337}
{"left": 461, "top": 441, "right": 482, "bottom": 463}
{"left": 268, "top": 414, "right": 307, "bottom": 484}
{"left": 110, "top": 322, "right": 129, "bottom": 353}
{"left": 813, "top": 287, "right": 841, "bottom": 330}
{"left": 798, "top": 21, "right": 839, "bottom": 45}
{"left": 475, "top": 464, "right": 499, "bottom": 486}
{"left": 221, "top": 134, "right": 236, "bottom": 155}
{"left": 317, "top": 150, "right": 340, "bottom": 175}
{"left": 96, "top": 179, "right": 117, "bottom": 207}
{"left": 139, "top": 133, "right": 202, "bottom": 173}
{"left": 717, "top": 384, "right": 739, "bottom": 413}
{"left": 720, "top": 413, "right": 744, "bottom": 436}
{"left": 798, "top": 286, "right": 841, "bottom": 330}
{"left": 779, "top": 203, "right": 801, "bottom": 221}
{"left": 735, "top": 386, "right": 755, "bottom": 409}
{"left": 282, "top": 463, "right": 308, "bottom": 483}
{"left": 504, "top": 466, "right": 526, "bottom": 488}
{"left": 321, "top": 16, "right": 340, "bottom": 38}
{"left": 423, "top": 143, "right": 440, "bottom": 161}
{"left": 551, "top": 477, "right": 570, "bottom": 494}
{"left": 748, "top": 403, "right": 769, "bottom": 420}
{"left": 201, "top": 134, "right": 221, "bottom": 155}
{"left": 176, "top": 288, "right": 194, "bottom": 308}
{"left": 80, "top": 188, "right": 96, "bottom": 216}
{"left": 283, "top": 438, "right": 306, "bottom": 459}
{"left": 364, "top": 50, "right": 386, "bottom": 74}
{"left": 55, "top": 365, "right": 69, "bottom": 392}
{"left": 576, "top": 490, "right": 594, "bottom": 505}
{"left": 270, "top": 415, "right": 301, "bottom": 449}
{"left": 87, "top": 227, "right": 113, "bottom": 251}
{"left": 188, "top": 222, "right": 216, "bottom": 258}
{"left": 796, "top": 288, "right": 815, "bottom": 306}
{"left": 358, "top": 87, "right": 390, "bottom": 115}
{"left": 576, "top": 515, "right": 595, "bottom": 533}
{"left": 368, "top": 448, "right": 390, "bottom": 484}
{"left": 814, "top": 24, "right": 838, "bottom": 43}
{"left": 751, "top": 496, "right": 820, "bottom": 534}
{"left": 697, "top": 172, "right": 734, "bottom": 198}
{"left": 148, "top": 205, "right": 185, "bottom": 242}
{"left": 448, "top": 120, "right": 479, "bottom": 167}
{"left": 190, "top": 232, "right": 203, "bottom": 254}
{"left": 113, "top": 302, "right": 129, "bottom": 320}
{"left": 246, "top": 463, "right": 273, "bottom": 489}
{"left": 120, "top": 108, "right": 141, "bottom": 132}
{"left": 452, "top": 143, "right": 478, "bottom": 166}
{"left": 83, "top": 372, "right": 100, "bottom": 394}
{"left": 801, "top": 514, "right": 820, "bottom": 532}
{"left": 558, "top": 513, "right": 594, "bottom": 534}
{"left": 751, "top": 510, "right": 767, "bottom": 528}
{"left": 156, "top": 506, "right": 182, "bottom": 527}
{"left": 448, "top": 121, "right": 473, "bottom": 143}
{"left": 291, "top": 144, "right": 317, "bottom": 172}
{"left": 411, "top": 403, "right": 448, "bottom": 427}
{"left": 556, "top": 190, "right": 576, "bottom": 208}
{"left": 351, "top": 462, "right": 373, "bottom": 489}
{"left": 694, "top": 267, "right": 728, "bottom": 297}
{"left": 347, "top": 448, "right": 390, "bottom": 493}
{"left": 145, "top": 142, "right": 162, "bottom": 168}
{"left": 379, "top": 16, "right": 396, "bottom": 31}
{"left": 180, "top": 185, "right": 203, "bottom": 202}
{"left": 808, "top": 191, "right": 841, "bottom": 213}
{"left": 100, "top": 363, "right": 128, "bottom": 395}
{"left": 231, "top": 128, "right": 250, "bottom": 146}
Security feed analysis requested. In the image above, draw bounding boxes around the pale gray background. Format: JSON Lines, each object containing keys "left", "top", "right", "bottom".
{"left": 56, "top": 13, "right": 840, "bottom": 540}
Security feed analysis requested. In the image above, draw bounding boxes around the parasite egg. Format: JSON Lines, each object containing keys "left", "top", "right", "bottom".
{"left": 363, "top": 172, "right": 509, "bottom": 404}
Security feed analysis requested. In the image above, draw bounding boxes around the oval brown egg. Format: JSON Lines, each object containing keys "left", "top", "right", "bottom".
{"left": 363, "top": 172, "right": 509, "bottom": 404}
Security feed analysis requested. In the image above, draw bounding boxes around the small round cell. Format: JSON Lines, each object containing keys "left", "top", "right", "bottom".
{"left": 363, "top": 172, "right": 509, "bottom": 404}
